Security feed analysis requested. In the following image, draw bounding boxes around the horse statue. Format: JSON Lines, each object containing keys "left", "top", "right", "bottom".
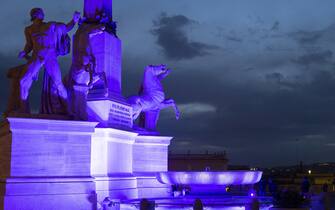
{"left": 127, "top": 64, "right": 180, "bottom": 131}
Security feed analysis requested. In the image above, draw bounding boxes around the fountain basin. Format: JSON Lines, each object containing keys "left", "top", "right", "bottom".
{"left": 156, "top": 171, "right": 262, "bottom": 186}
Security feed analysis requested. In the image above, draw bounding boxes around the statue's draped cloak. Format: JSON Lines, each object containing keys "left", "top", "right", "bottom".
{"left": 40, "top": 22, "right": 70, "bottom": 115}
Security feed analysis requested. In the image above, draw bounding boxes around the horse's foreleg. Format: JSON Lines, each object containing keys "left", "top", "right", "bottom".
{"left": 132, "top": 110, "right": 141, "bottom": 121}
{"left": 128, "top": 96, "right": 142, "bottom": 121}
{"left": 159, "top": 99, "right": 180, "bottom": 120}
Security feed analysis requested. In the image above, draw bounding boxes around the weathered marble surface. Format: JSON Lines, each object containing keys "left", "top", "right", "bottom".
{"left": 0, "top": 118, "right": 98, "bottom": 210}
{"left": 0, "top": 117, "right": 173, "bottom": 209}
{"left": 0, "top": 118, "right": 98, "bottom": 177}
{"left": 70, "top": 23, "right": 123, "bottom": 122}
{"left": 68, "top": 22, "right": 105, "bottom": 120}
{"left": 133, "top": 135, "right": 172, "bottom": 172}
{"left": 87, "top": 99, "right": 133, "bottom": 128}
{"left": 133, "top": 135, "right": 173, "bottom": 198}
{"left": 89, "top": 32, "right": 122, "bottom": 95}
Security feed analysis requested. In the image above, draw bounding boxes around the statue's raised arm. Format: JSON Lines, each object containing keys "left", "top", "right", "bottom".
{"left": 65, "top": 11, "right": 81, "bottom": 32}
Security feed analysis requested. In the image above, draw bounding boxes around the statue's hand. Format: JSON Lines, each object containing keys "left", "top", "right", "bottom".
{"left": 165, "top": 69, "right": 171, "bottom": 75}
{"left": 18, "top": 51, "right": 26, "bottom": 59}
{"left": 73, "top": 11, "right": 81, "bottom": 24}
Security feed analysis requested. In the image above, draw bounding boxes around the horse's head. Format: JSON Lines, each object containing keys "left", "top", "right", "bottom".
{"left": 145, "top": 64, "right": 170, "bottom": 79}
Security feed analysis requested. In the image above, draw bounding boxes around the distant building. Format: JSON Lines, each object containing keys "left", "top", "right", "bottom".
{"left": 228, "top": 165, "right": 251, "bottom": 170}
{"left": 261, "top": 162, "right": 335, "bottom": 194}
{"left": 168, "top": 152, "right": 228, "bottom": 171}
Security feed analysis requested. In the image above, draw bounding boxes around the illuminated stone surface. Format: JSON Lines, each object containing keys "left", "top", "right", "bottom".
{"left": 87, "top": 99, "right": 133, "bottom": 128}
{"left": 0, "top": 118, "right": 98, "bottom": 210}
{"left": 157, "top": 171, "right": 263, "bottom": 186}
{"left": 0, "top": 117, "right": 173, "bottom": 209}
{"left": 133, "top": 135, "right": 173, "bottom": 198}
{"left": 71, "top": 20, "right": 125, "bottom": 124}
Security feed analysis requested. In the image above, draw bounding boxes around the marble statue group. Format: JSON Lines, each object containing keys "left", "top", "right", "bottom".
{"left": 0, "top": 2, "right": 184, "bottom": 210}
{"left": 5, "top": 7, "right": 179, "bottom": 132}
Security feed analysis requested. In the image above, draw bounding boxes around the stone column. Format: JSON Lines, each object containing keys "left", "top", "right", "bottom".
{"left": 89, "top": 32, "right": 122, "bottom": 96}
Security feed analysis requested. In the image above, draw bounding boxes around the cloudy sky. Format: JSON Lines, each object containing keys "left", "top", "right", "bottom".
{"left": 2, "top": 0, "right": 335, "bottom": 167}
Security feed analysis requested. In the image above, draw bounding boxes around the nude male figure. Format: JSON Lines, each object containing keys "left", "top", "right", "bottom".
{"left": 18, "top": 8, "right": 80, "bottom": 106}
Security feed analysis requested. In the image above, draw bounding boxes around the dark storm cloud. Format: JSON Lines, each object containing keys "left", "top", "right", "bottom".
{"left": 289, "top": 23, "right": 335, "bottom": 46}
{"left": 151, "top": 13, "right": 218, "bottom": 60}
{"left": 159, "top": 66, "right": 335, "bottom": 165}
{"left": 290, "top": 31, "right": 323, "bottom": 45}
{"left": 293, "top": 50, "right": 333, "bottom": 66}
{"left": 215, "top": 27, "right": 244, "bottom": 43}
{"left": 265, "top": 72, "right": 300, "bottom": 90}
{"left": 271, "top": 21, "right": 280, "bottom": 31}
{"left": 266, "top": 72, "right": 284, "bottom": 83}
{"left": 226, "top": 35, "right": 243, "bottom": 43}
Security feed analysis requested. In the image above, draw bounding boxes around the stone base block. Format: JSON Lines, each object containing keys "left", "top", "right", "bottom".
{"left": 0, "top": 177, "right": 97, "bottom": 210}
{"left": 2, "top": 194, "right": 96, "bottom": 210}
{"left": 95, "top": 176, "right": 138, "bottom": 201}
{"left": 136, "top": 175, "right": 170, "bottom": 198}
{"left": 133, "top": 136, "right": 172, "bottom": 172}
{"left": 87, "top": 99, "right": 133, "bottom": 129}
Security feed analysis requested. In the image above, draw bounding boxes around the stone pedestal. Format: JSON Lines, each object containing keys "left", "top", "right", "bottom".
{"left": 91, "top": 128, "right": 138, "bottom": 201}
{"left": 0, "top": 118, "right": 98, "bottom": 210}
{"left": 87, "top": 99, "right": 133, "bottom": 129}
{"left": 90, "top": 130, "right": 173, "bottom": 200}
{"left": 85, "top": 31, "right": 134, "bottom": 129}
{"left": 0, "top": 117, "right": 174, "bottom": 209}
{"left": 133, "top": 135, "right": 172, "bottom": 198}
{"left": 89, "top": 32, "right": 122, "bottom": 96}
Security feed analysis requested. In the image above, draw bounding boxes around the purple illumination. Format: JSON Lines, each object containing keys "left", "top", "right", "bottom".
{"left": 156, "top": 171, "right": 262, "bottom": 186}
{"left": 127, "top": 65, "right": 180, "bottom": 131}
{"left": 249, "top": 189, "right": 257, "bottom": 197}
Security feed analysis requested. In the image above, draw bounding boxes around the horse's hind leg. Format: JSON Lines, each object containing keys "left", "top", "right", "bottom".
{"left": 142, "top": 109, "right": 160, "bottom": 131}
